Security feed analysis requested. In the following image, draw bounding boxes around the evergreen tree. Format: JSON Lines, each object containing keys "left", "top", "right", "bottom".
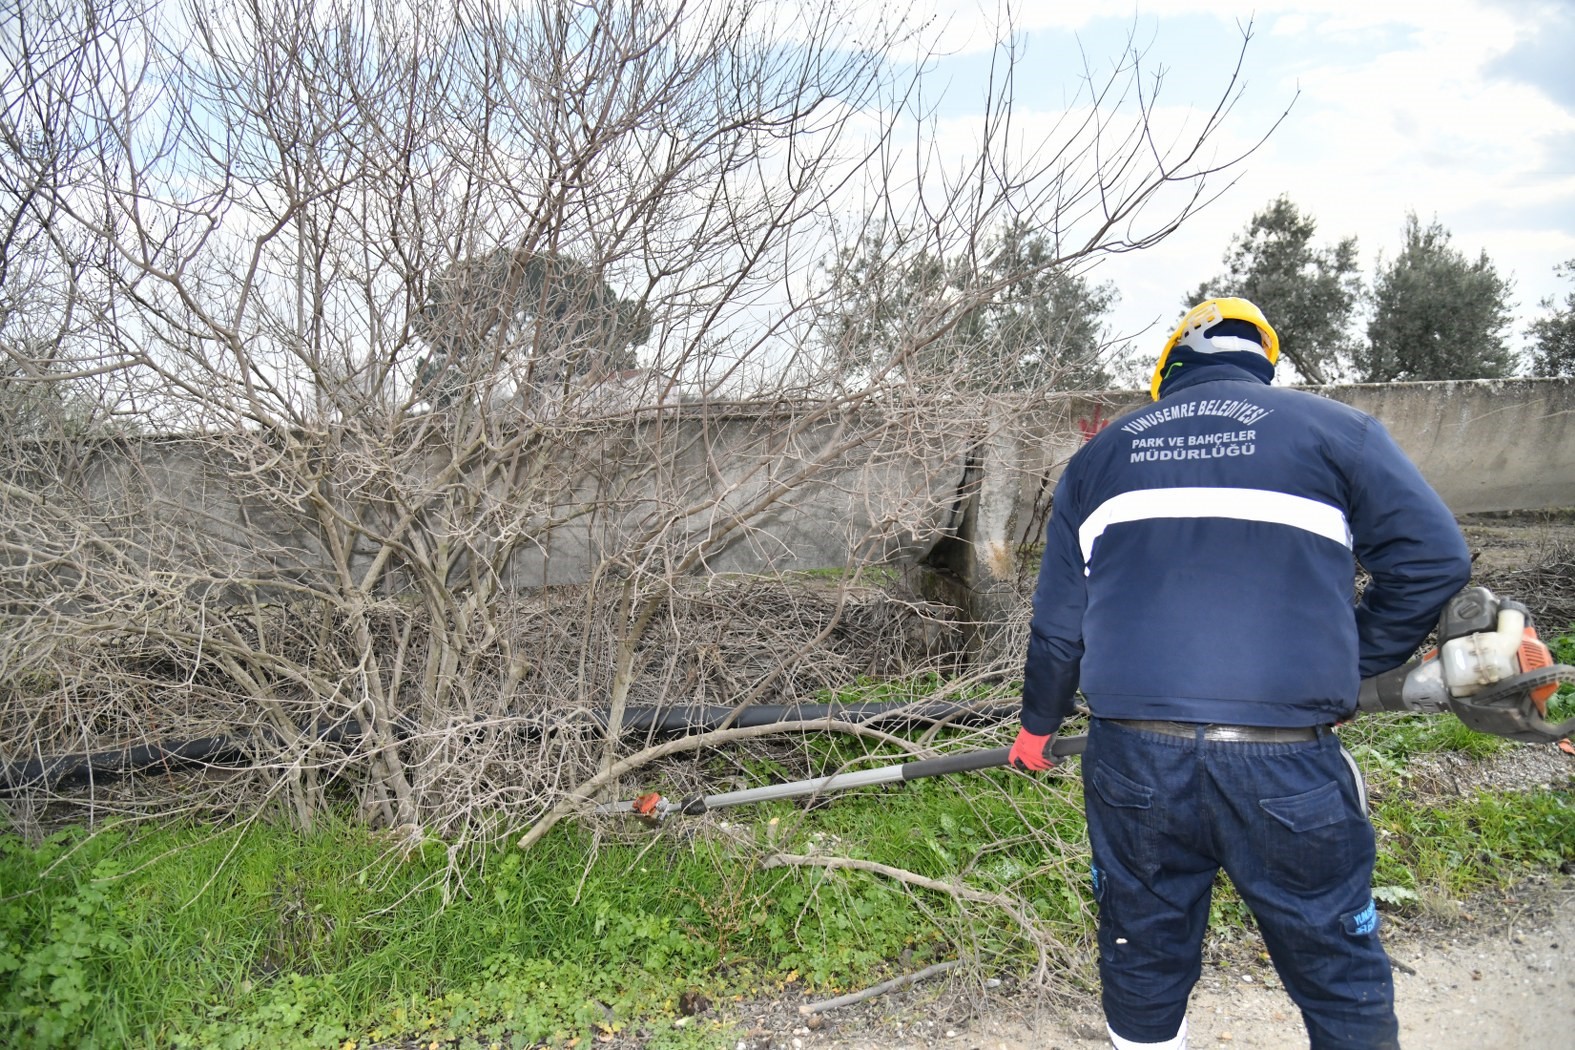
{"left": 819, "top": 220, "right": 1118, "bottom": 391}
{"left": 1527, "top": 259, "right": 1575, "bottom": 378}
{"left": 1189, "top": 196, "right": 1362, "bottom": 385}
{"left": 1358, "top": 214, "right": 1514, "bottom": 383}
{"left": 412, "top": 248, "right": 650, "bottom": 409}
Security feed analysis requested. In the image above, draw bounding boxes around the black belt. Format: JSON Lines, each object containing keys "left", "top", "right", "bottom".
{"left": 1107, "top": 719, "right": 1326, "bottom": 743}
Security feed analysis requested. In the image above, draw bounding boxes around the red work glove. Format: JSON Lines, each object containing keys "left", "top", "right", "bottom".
{"left": 1008, "top": 727, "right": 1058, "bottom": 772}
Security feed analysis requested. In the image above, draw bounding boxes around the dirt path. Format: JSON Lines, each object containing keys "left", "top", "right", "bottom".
{"left": 725, "top": 741, "right": 1575, "bottom": 1050}
{"left": 756, "top": 879, "right": 1574, "bottom": 1049}
{"left": 939, "top": 900, "right": 1574, "bottom": 1049}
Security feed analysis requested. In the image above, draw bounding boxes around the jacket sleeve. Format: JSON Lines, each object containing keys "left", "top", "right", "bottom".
{"left": 1348, "top": 416, "right": 1473, "bottom": 678}
{"left": 1020, "top": 470, "right": 1088, "bottom": 735}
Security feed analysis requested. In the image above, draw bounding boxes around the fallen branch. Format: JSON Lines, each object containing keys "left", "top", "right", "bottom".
{"left": 763, "top": 851, "right": 1037, "bottom": 928}
{"left": 798, "top": 959, "right": 959, "bottom": 1016}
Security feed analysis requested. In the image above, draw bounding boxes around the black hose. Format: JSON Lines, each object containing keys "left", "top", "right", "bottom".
{"left": 4, "top": 735, "right": 241, "bottom": 795}
{"left": 0, "top": 721, "right": 377, "bottom": 795}
{"left": 592, "top": 699, "right": 1015, "bottom": 734}
{"left": 2, "top": 699, "right": 1016, "bottom": 794}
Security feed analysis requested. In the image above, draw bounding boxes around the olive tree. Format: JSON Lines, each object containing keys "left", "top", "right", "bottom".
{"left": 1527, "top": 259, "right": 1575, "bottom": 378}
{"left": 817, "top": 220, "right": 1122, "bottom": 392}
{"left": 1358, "top": 213, "right": 1515, "bottom": 383}
{"left": 1187, "top": 195, "right": 1362, "bottom": 385}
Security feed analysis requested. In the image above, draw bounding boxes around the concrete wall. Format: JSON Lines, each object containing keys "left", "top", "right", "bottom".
{"left": 7, "top": 379, "right": 1570, "bottom": 609}
{"left": 984, "top": 378, "right": 1575, "bottom": 547}
{"left": 1320, "top": 379, "right": 1575, "bottom": 516}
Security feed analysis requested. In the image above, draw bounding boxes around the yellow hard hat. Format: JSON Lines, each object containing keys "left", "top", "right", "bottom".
{"left": 1149, "top": 297, "right": 1280, "bottom": 400}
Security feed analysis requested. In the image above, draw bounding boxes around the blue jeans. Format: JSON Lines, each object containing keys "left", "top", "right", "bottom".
{"left": 1084, "top": 718, "right": 1399, "bottom": 1049}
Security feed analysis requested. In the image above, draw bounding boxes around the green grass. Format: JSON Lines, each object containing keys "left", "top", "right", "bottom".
{"left": 2, "top": 661, "right": 1572, "bottom": 1049}
{"left": 0, "top": 759, "right": 1090, "bottom": 1050}
{"left": 1372, "top": 790, "right": 1575, "bottom": 899}
{"left": 1546, "top": 630, "right": 1575, "bottom": 725}
{"left": 1338, "top": 708, "right": 1513, "bottom": 765}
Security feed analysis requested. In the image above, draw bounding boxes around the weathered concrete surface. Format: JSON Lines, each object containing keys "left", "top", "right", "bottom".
{"left": 2, "top": 405, "right": 982, "bottom": 607}
{"left": 946, "top": 378, "right": 1575, "bottom": 635}
{"left": 1320, "top": 378, "right": 1575, "bottom": 515}
{"left": 5, "top": 380, "right": 1569, "bottom": 613}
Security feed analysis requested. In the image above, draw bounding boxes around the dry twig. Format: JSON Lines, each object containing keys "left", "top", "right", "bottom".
{"left": 798, "top": 959, "right": 960, "bottom": 1016}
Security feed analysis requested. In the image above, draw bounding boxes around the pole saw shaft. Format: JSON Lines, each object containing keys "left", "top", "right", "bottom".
{"left": 601, "top": 733, "right": 1087, "bottom": 822}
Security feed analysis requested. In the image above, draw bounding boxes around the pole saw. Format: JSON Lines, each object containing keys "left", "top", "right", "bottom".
{"left": 1356, "top": 585, "right": 1575, "bottom": 741}
{"left": 598, "top": 733, "right": 1090, "bottom": 822}
{"left": 602, "top": 586, "right": 1575, "bottom": 824}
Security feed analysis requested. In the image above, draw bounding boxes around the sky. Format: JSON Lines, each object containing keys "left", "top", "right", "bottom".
{"left": 865, "top": 0, "right": 1575, "bottom": 367}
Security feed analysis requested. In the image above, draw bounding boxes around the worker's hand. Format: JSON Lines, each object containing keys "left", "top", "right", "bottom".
{"left": 1008, "top": 727, "right": 1058, "bottom": 772}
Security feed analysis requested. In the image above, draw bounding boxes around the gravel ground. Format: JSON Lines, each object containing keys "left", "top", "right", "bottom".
{"left": 799, "top": 882, "right": 1575, "bottom": 1050}
{"left": 717, "top": 874, "right": 1575, "bottom": 1050}
{"left": 705, "top": 741, "right": 1575, "bottom": 1050}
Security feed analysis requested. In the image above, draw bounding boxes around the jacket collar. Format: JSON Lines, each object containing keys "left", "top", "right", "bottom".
{"left": 1157, "top": 357, "right": 1273, "bottom": 400}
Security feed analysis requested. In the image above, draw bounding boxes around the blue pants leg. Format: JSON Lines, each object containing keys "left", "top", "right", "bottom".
{"left": 1084, "top": 718, "right": 1400, "bottom": 1049}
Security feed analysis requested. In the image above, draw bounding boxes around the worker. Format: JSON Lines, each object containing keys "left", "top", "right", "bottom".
{"left": 1008, "top": 297, "right": 1471, "bottom": 1050}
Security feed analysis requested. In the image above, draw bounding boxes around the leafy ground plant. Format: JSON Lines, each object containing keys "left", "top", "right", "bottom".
{"left": 1546, "top": 631, "right": 1575, "bottom": 724}
{"left": 2, "top": 668, "right": 1572, "bottom": 1049}
{"left": 0, "top": 752, "right": 1091, "bottom": 1049}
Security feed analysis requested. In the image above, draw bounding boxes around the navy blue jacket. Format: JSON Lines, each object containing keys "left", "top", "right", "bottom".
{"left": 1020, "top": 361, "right": 1472, "bottom": 733}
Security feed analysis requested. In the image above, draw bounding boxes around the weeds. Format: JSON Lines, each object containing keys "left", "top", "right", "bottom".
{"left": 1372, "top": 791, "right": 1575, "bottom": 897}
{"left": 2, "top": 680, "right": 1571, "bottom": 1048}
{"left": 1546, "top": 631, "right": 1575, "bottom": 723}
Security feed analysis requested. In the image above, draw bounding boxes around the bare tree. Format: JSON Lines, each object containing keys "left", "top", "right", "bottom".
{"left": 0, "top": 0, "right": 1278, "bottom": 887}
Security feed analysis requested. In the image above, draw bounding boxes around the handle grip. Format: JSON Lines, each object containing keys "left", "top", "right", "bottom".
{"left": 898, "top": 733, "right": 1087, "bottom": 781}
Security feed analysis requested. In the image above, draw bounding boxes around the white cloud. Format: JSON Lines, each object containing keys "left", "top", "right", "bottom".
{"left": 778, "top": 0, "right": 1574, "bottom": 359}
{"left": 952, "top": 0, "right": 1574, "bottom": 358}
